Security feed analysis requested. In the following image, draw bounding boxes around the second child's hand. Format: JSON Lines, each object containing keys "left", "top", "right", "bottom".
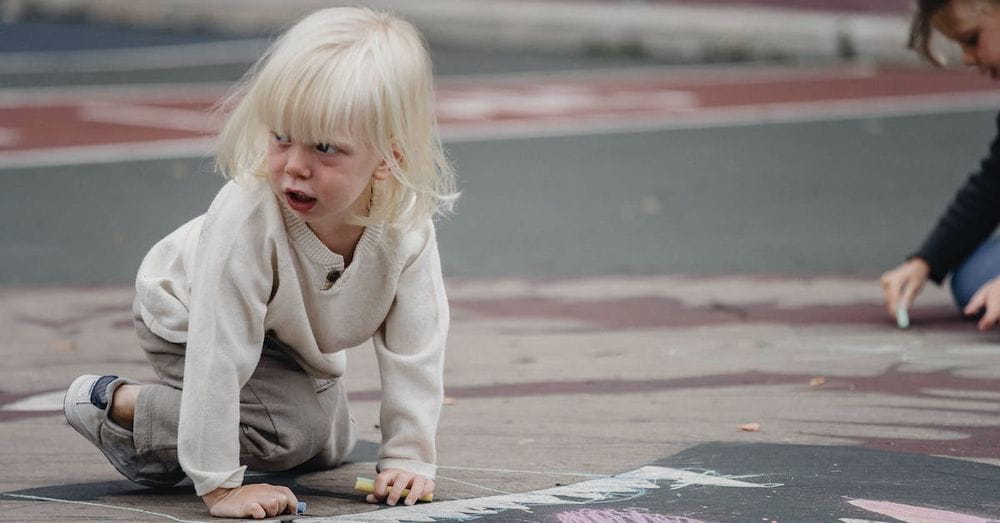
{"left": 963, "top": 276, "right": 1000, "bottom": 330}
{"left": 880, "top": 258, "right": 930, "bottom": 324}
{"left": 202, "top": 484, "right": 299, "bottom": 519}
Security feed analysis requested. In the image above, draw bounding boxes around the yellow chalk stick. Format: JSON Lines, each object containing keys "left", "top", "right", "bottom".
{"left": 355, "top": 477, "right": 433, "bottom": 502}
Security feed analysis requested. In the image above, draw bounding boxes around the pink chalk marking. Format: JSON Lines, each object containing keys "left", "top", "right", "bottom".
{"left": 554, "top": 508, "right": 704, "bottom": 523}
{"left": 849, "top": 499, "right": 996, "bottom": 523}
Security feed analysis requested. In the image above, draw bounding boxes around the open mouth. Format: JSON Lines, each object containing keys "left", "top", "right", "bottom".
{"left": 285, "top": 190, "right": 317, "bottom": 211}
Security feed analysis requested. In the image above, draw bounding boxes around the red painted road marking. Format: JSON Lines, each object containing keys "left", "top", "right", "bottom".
{"left": 1, "top": 66, "right": 996, "bottom": 166}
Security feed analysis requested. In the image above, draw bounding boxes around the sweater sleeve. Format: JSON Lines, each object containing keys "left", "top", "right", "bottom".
{"left": 371, "top": 224, "right": 449, "bottom": 479}
{"left": 913, "top": 112, "right": 1000, "bottom": 284}
{"left": 177, "top": 203, "right": 272, "bottom": 496}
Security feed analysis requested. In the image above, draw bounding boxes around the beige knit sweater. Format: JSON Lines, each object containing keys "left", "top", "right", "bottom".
{"left": 135, "top": 180, "right": 448, "bottom": 496}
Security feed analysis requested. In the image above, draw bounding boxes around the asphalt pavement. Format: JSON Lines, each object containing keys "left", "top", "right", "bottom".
{"left": 2, "top": 4, "right": 1000, "bottom": 522}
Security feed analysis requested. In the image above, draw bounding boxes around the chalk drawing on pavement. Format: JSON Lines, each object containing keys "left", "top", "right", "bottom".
{"left": 7, "top": 443, "right": 1000, "bottom": 521}
{"left": 554, "top": 508, "right": 704, "bottom": 523}
{"left": 320, "top": 465, "right": 780, "bottom": 522}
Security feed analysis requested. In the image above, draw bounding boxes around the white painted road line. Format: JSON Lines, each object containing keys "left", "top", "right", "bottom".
{"left": 3, "top": 91, "right": 998, "bottom": 168}
{"left": 0, "top": 39, "right": 269, "bottom": 75}
{"left": 0, "top": 138, "right": 214, "bottom": 169}
{"left": 0, "top": 82, "right": 233, "bottom": 107}
{"left": 77, "top": 101, "right": 222, "bottom": 133}
{"left": 441, "top": 91, "right": 1000, "bottom": 142}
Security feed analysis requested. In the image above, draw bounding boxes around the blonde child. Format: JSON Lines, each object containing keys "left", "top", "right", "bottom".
{"left": 881, "top": 0, "right": 1000, "bottom": 330}
{"left": 63, "top": 7, "right": 457, "bottom": 519}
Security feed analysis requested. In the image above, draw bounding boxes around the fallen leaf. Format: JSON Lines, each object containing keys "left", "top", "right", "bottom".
{"left": 442, "top": 396, "right": 456, "bottom": 405}
{"left": 738, "top": 422, "right": 760, "bottom": 432}
{"left": 48, "top": 339, "right": 76, "bottom": 351}
{"left": 809, "top": 376, "right": 826, "bottom": 387}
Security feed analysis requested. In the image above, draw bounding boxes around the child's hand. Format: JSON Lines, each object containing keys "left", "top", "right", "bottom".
{"left": 880, "top": 258, "right": 930, "bottom": 318}
{"left": 365, "top": 469, "right": 435, "bottom": 506}
{"left": 964, "top": 276, "right": 1000, "bottom": 330}
{"left": 201, "top": 484, "right": 299, "bottom": 519}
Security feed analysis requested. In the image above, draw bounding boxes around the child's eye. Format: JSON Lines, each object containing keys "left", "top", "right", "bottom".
{"left": 272, "top": 132, "right": 291, "bottom": 144}
{"left": 316, "top": 143, "right": 340, "bottom": 154}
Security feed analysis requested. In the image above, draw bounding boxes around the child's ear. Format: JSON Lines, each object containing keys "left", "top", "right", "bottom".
{"left": 373, "top": 160, "right": 391, "bottom": 181}
{"left": 372, "top": 148, "right": 403, "bottom": 181}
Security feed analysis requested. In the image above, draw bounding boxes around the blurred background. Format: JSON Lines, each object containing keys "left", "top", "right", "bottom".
{"left": 2, "top": 0, "right": 998, "bottom": 285}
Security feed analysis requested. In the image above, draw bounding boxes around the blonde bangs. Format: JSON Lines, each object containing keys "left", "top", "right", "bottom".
{"left": 254, "top": 49, "right": 378, "bottom": 151}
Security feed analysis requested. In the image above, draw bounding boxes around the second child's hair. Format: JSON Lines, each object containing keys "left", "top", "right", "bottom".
{"left": 908, "top": 0, "right": 1000, "bottom": 65}
{"left": 909, "top": 0, "right": 952, "bottom": 65}
{"left": 216, "top": 7, "right": 458, "bottom": 228}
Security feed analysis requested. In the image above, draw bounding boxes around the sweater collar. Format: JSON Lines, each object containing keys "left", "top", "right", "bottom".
{"left": 279, "top": 201, "right": 383, "bottom": 267}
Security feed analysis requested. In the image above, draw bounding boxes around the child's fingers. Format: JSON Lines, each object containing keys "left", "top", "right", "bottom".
{"left": 900, "top": 279, "right": 922, "bottom": 309}
{"left": 277, "top": 486, "right": 299, "bottom": 515}
{"left": 978, "top": 309, "right": 996, "bottom": 330}
{"left": 880, "top": 274, "right": 899, "bottom": 316}
{"left": 366, "top": 493, "right": 379, "bottom": 504}
{"left": 403, "top": 477, "right": 426, "bottom": 506}
{"left": 264, "top": 495, "right": 288, "bottom": 518}
{"left": 387, "top": 472, "right": 414, "bottom": 506}
{"left": 965, "top": 289, "right": 986, "bottom": 316}
{"left": 248, "top": 502, "right": 266, "bottom": 520}
{"left": 978, "top": 300, "right": 1000, "bottom": 330}
{"left": 374, "top": 470, "right": 396, "bottom": 498}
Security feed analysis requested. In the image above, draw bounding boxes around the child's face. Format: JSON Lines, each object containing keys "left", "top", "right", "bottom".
{"left": 266, "top": 132, "right": 390, "bottom": 229}
{"left": 932, "top": 0, "right": 1000, "bottom": 78}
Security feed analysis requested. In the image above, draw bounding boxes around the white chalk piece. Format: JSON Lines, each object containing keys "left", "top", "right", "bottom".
{"left": 896, "top": 304, "right": 910, "bottom": 329}
{"left": 296, "top": 501, "right": 307, "bottom": 515}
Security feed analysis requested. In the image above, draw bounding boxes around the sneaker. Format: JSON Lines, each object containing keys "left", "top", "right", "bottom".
{"left": 64, "top": 374, "right": 184, "bottom": 487}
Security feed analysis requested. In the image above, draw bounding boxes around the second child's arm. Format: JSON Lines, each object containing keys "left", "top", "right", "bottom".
{"left": 910, "top": 114, "right": 1000, "bottom": 284}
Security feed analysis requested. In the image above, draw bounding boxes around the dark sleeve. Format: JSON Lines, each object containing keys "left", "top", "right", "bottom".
{"left": 912, "top": 112, "right": 1000, "bottom": 284}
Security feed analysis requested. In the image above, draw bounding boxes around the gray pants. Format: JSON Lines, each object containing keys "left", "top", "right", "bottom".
{"left": 99, "top": 302, "right": 357, "bottom": 486}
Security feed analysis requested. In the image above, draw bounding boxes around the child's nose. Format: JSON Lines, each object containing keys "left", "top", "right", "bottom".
{"left": 284, "top": 145, "right": 312, "bottom": 177}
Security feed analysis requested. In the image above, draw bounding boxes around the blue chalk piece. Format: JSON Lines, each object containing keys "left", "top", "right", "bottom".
{"left": 296, "top": 501, "right": 307, "bottom": 515}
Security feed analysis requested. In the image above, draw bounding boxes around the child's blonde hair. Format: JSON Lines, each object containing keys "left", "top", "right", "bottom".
{"left": 216, "top": 7, "right": 458, "bottom": 228}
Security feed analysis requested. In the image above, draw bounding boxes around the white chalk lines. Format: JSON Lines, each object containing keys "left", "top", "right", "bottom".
{"left": 2, "top": 493, "right": 211, "bottom": 523}
{"left": 438, "top": 464, "right": 607, "bottom": 478}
